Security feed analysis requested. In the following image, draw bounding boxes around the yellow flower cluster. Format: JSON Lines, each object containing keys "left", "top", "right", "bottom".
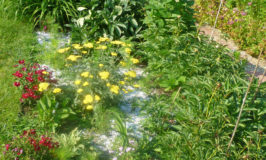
{"left": 111, "top": 52, "right": 118, "bottom": 56}
{"left": 39, "top": 82, "right": 50, "bottom": 92}
{"left": 99, "top": 71, "right": 110, "bottom": 80}
{"left": 83, "top": 94, "right": 101, "bottom": 111}
{"left": 124, "top": 71, "right": 137, "bottom": 78}
{"left": 110, "top": 85, "right": 119, "bottom": 94}
{"left": 72, "top": 44, "right": 83, "bottom": 50}
{"left": 53, "top": 88, "right": 62, "bottom": 94}
{"left": 67, "top": 55, "right": 82, "bottom": 61}
{"left": 130, "top": 58, "right": 139, "bottom": 64}
{"left": 83, "top": 94, "right": 93, "bottom": 104}
{"left": 57, "top": 47, "right": 70, "bottom": 53}
{"left": 83, "top": 42, "right": 93, "bottom": 48}
{"left": 81, "top": 72, "right": 90, "bottom": 77}
{"left": 95, "top": 45, "right": 107, "bottom": 50}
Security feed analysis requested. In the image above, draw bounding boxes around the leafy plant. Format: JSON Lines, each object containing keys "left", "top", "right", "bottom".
{"left": 19, "top": 0, "right": 78, "bottom": 26}
{"left": 70, "top": 0, "right": 147, "bottom": 41}
{"left": 37, "top": 95, "right": 75, "bottom": 132}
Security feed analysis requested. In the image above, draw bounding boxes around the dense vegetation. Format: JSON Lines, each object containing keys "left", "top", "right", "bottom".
{"left": 194, "top": 0, "right": 265, "bottom": 57}
{"left": 0, "top": 0, "right": 265, "bottom": 159}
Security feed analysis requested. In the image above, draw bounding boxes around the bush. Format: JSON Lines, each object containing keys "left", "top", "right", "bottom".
{"left": 70, "top": 0, "right": 147, "bottom": 41}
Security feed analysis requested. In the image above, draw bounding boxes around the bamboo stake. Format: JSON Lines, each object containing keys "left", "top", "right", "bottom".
{"left": 209, "top": 0, "right": 224, "bottom": 42}
{"left": 227, "top": 49, "right": 263, "bottom": 154}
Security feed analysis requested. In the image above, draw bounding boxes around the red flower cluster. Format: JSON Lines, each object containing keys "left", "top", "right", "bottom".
{"left": 12, "top": 60, "right": 53, "bottom": 102}
{"left": 3, "top": 129, "right": 59, "bottom": 159}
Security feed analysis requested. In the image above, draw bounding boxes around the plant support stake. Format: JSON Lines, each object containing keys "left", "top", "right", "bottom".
{"left": 209, "top": 0, "right": 224, "bottom": 42}
{"left": 227, "top": 49, "right": 263, "bottom": 154}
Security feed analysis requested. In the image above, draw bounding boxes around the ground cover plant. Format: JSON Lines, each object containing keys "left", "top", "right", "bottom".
{"left": 0, "top": 0, "right": 265, "bottom": 159}
{"left": 194, "top": 0, "right": 266, "bottom": 57}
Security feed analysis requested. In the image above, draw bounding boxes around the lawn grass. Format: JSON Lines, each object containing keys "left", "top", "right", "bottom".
{"left": 0, "top": 12, "right": 38, "bottom": 142}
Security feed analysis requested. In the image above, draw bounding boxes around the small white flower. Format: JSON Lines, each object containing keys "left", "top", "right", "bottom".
{"left": 126, "top": 147, "right": 132, "bottom": 152}
{"left": 77, "top": 7, "right": 86, "bottom": 11}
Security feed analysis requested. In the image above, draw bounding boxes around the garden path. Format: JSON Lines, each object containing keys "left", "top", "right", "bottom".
{"left": 199, "top": 25, "right": 266, "bottom": 83}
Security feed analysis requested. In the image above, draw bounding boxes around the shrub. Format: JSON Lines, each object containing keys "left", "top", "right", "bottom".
{"left": 55, "top": 38, "right": 141, "bottom": 117}
{"left": 70, "top": 0, "right": 147, "bottom": 41}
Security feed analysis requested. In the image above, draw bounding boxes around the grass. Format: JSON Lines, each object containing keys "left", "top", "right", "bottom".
{"left": 0, "top": 1, "right": 39, "bottom": 142}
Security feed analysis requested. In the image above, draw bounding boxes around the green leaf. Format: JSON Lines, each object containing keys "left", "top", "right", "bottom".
{"left": 131, "top": 18, "right": 138, "bottom": 28}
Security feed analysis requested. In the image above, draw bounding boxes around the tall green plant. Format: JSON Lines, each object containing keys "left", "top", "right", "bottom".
{"left": 20, "top": 0, "right": 78, "bottom": 26}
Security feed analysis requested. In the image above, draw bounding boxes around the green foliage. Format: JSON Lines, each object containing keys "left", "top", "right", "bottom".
{"left": 37, "top": 95, "right": 76, "bottom": 132}
{"left": 70, "top": 0, "right": 147, "bottom": 41}
{"left": 53, "top": 128, "right": 96, "bottom": 160}
{"left": 19, "top": 0, "right": 78, "bottom": 26}
{"left": 194, "top": 0, "right": 266, "bottom": 57}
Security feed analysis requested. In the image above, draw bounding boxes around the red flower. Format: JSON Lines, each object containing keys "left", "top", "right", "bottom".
{"left": 29, "top": 129, "right": 36, "bottom": 135}
{"left": 21, "top": 67, "right": 27, "bottom": 71}
{"left": 27, "top": 72, "right": 33, "bottom": 76}
{"left": 26, "top": 76, "right": 34, "bottom": 83}
{"left": 23, "top": 130, "right": 28, "bottom": 136}
{"left": 19, "top": 60, "right": 25, "bottom": 64}
{"left": 22, "top": 93, "right": 29, "bottom": 99}
{"left": 38, "top": 76, "right": 45, "bottom": 82}
{"left": 5, "top": 144, "right": 10, "bottom": 151}
{"left": 13, "top": 71, "right": 23, "bottom": 78}
{"left": 14, "top": 82, "right": 21, "bottom": 87}
{"left": 32, "top": 85, "right": 38, "bottom": 91}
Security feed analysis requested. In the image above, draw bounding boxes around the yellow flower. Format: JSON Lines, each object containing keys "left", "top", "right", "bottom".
{"left": 83, "top": 82, "right": 89, "bottom": 86}
{"left": 83, "top": 42, "right": 93, "bottom": 48}
{"left": 82, "top": 51, "right": 88, "bottom": 54}
{"left": 127, "top": 71, "right": 136, "bottom": 78}
{"left": 126, "top": 44, "right": 132, "bottom": 47}
{"left": 95, "top": 95, "right": 100, "bottom": 101}
{"left": 57, "top": 47, "right": 70, "bottom": 53}
{"left": 96, "top": 45, "right": 107, "bottom": 50}
{"left": 99, "top": 71, "right": 110, "bottom": 80}
{"left": 42, "top": 71, "right": 48, "bottom": 74}
{"left": 89, "top": 75, "right": 94, "bottom": 78}
{"left": 53, "top": 88, "right": 62, "bottom": 94}
{"left": 133, "top": 84, "right": 140, "bottom": 88}
{"left": 74, "top": 80, "right": 81, "bottom": 85}
{"left": 110, "top": 85, "right": 119, "bottom": 94}
{"left": 122, "top": 88, "right": 128, "bottom": 94}
{"left": 86, "top": 105, "right": 93, "bottom": 111}
{"left": 99, "top": 37, "right": 110, "bottom": 42}
{"left": 124, "top": 77, "right": 129, "bottom": 81}
{"left": 39, "top": 82, "right": 50, "bottom": 92}
{"left": 99, "top": 64, "right": 104, "bottom": 67}
{"left": 72, "top": 44, "right": 83, "bottom": 50}
{"left": 120, "top": 61, "right": 126, "bottom": 67}
{"left": 119, "top": 81, "right": 125, "bottom": 85}
{"left": 111, "top": 52, "right": 118, "bottom": 56}
{"left": 67, "top": 55, "right": 82, "bottom": 61}
{"left": 81, "top": 72, "right": 89, "bottom": 77}
{"left": 77, "top": 88, "right": 83, "bottom": 93}
{"left": 110, "top": 40, "right": 124, "bottom": 45}
{"left": 130, "top": 58, "right": 139, "bottom": 64}
{"left": 125, "top": 48, "right": 131, "bottom": 54}
{"left": 83, "top": 94, "right": 93, "bottom": 104}
{"left": 106, "top": 83, "right": 111, "bottom": 87}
